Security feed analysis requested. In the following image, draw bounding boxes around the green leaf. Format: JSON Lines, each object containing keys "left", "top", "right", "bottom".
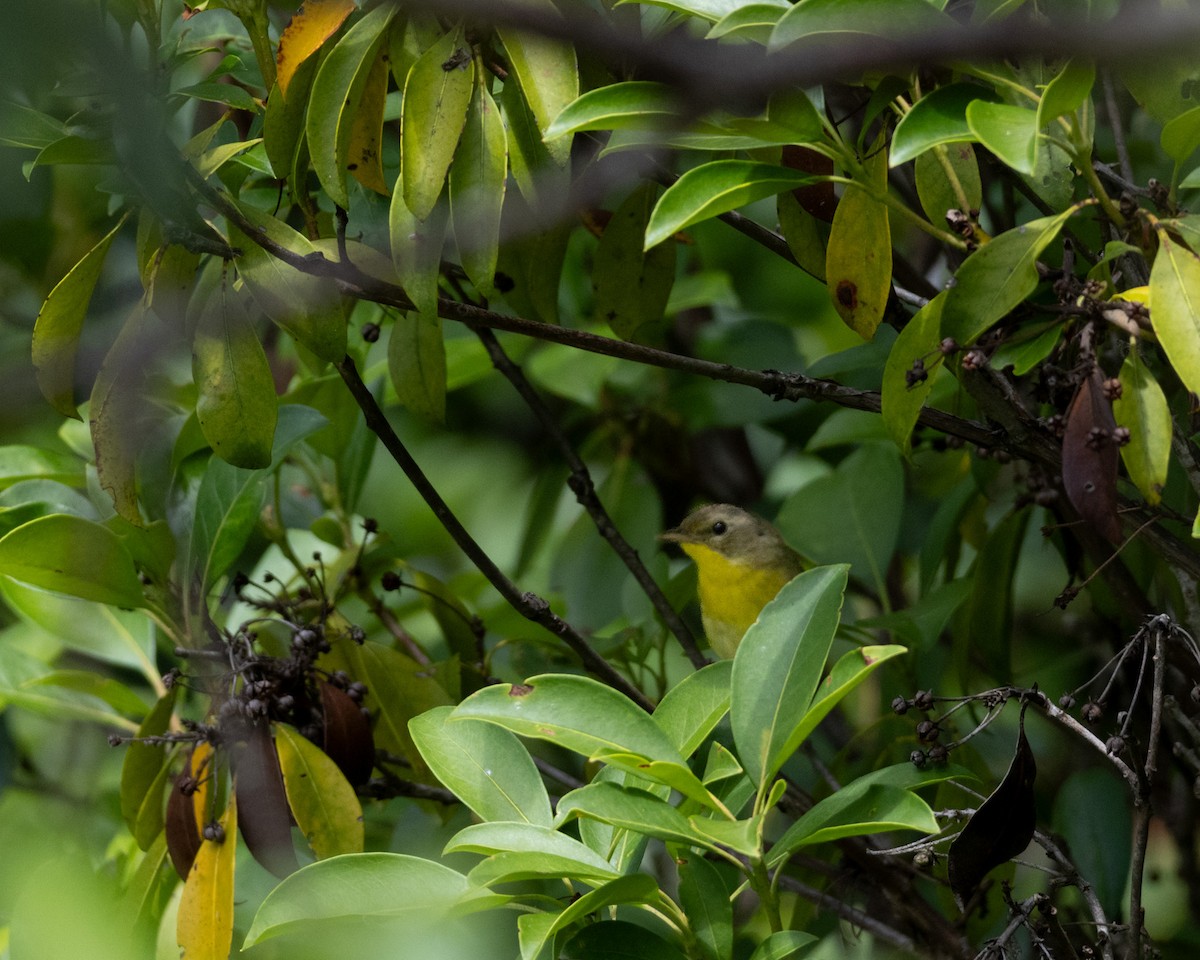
{"left": 120, "top": 688, "right": 178, "bottom": 849}
{"left": 192, "top": 277, "right": 278, "bottom": 469}
{"left": 567, "top": 921, "right": 687, "bottom": 960}
{"left": 0, "top": 447, "right": 83, "bottom": 490}
{"left": 769, "top": 764, "right": 952, "bottom": 866}
{"left": 1051, "top": 768, "right": 1131, "bottom": 917}
{"left": 1112, "top": 346, "right": 1171, "bottom": 506}
{"left": 410, "top": 706, "right": 553, "bottom": 826}
{"left": 771, "top": 0, "right": 955, "bottom": 49}
{"left": 497, "top": 2, "right": 578, "bottom": 167}
{"left": 790, "top": 644, "right": 906, "bottom": 749}
{"left": 652, "top": 659, "right": 732, "bottom": 758}
{"left": 306, "top": 3, "right": 396, "bottom": 209}
{"left": 555, "top": 782, "right": 703, "bottom": 847}
{"left": 881, "top": 292, "right": 945, "bottom": 455}
{"left": 594, "top": 183, "right": 677, "bottom": 342}
{"left": 276, "top": 724, "right": 364, "bottom": 859}
{"left": 402, "top": 29, "right": 475, "bottom": 221}
{"left": 32, "top": 217, "right": 125, "bottom": 419}
{"left": 1037, "top": 59, "right": 1095, "bottom": 127}
{"left": 965, "top": 101, "right": 1038, "bottom": 175}
{"left": 914, "top": 144, "right": 982, "bottom": 225}
{"left": 645, "top": 161, "right": 815, "bottom": 249}
{"left": 264, "top": 53, "right": 319, "bottom": 179}
{"left": 244, "top": 853, "right": 482, "bottom": 946}
{"left": 776, "top": 444, "right": 905, "bottom": 595}
{"left": 448, "top": 823, "right": 620, "bottom": 882}
{"left": 1162, "top": 106, "right": 1200, "bottom": 164}
{"left": 185, "top": 404, "right": 328, "bottom": 590}
{"left": 777, "top": 787, "right": 936, "bottom": 849}
{"left": 891, "top": 83, "right": 996, "bottom": 167}
{"left": 708, "top": 3, "right": 789, "bottom": 42}
{"left": 0, "top": 100, "right": 67, "bottom": 148}
{"left": 454, "top": 674, "right": 685, "bottom": 766}
{"left": 0, "top": 514, "right": 144, "bottom": 607}
{"left": 964, "top": 511, "right": 1029, "bottom": 680}
{"left": 749, "top": 931, "right": 818, "bottom": 960}
{"left": 0, "top": 578, "right": 156, "bottom": 677}
{"left": 825, "top": 149, "right": 891, "bottom": 339}
{"left": 232, "top": 205, "right": 348, "bottom": 362}
{"left": 389, "top": 192, "right": 446, "bottom": 316}
{"left": 544, "top": 82, "right": 681, "bottom": 139}
{"left": 450, "top": 78, "right": 507, "bottom": 294}
{"left": 731, "top": 565, "right": 849, "bottom": 788}
{"left": 0, "top": 644, "right": 137, "bottom": 731}
{"left": 678, "top": 854, "right": 732, "bottom": 960}
{"left": 517, "top": 875, "right": 659, "bottom": 960}
{"left": 388, "top": 309, "right": 447, "bottom": 422}
{"left": 1149, "top": 231, "right": 1200, "bottom": 396}
{"left": 620, "top": 0, "right": 757, "bottom": 20}
{"left": 940, "top": 209, "right": 1075, "bottom": 345}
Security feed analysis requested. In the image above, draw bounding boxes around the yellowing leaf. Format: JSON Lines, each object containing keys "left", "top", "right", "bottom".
{"left": 826, "top": 149, "right": 891, "bottom": 339}
{"left": 346, "top": 46, "right": 389, "bottom": 194}
{"left": 276, "top": 724, "right": 364, "bottom": 859}
{"left": 402, "top": 29, "right": 475, "bottom": 221}
{"left": 276, "top": 0, "right": 356, "bottom": 98}
{"left": 192, "top": 277, "right": 278, "bottom": 469}
{"left": 1149, "top": 232, "right": 1200, "bottom": 396}
{"left": 33, "top": 217, "right": 126, "bottom": 419}
{"left": 1113, "top": 346, "right": 1171, "bottom": 506}
{"left": 388, "top": 309, "right": 446, "bottom": 423}
{"left": 177, "top": 796, "right": 236, "bottom": 960}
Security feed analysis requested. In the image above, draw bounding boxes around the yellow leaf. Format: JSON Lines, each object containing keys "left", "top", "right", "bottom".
{"left": 826, "top": 148, "right": 892, "bottom": 339}
{"left": 1149, "top": 232, "right": 1200, "bottom": 396}
{"left": 276, "top": 0, "right": 357, "bottom": 98}
{"left": 177, "top": 795, "right": 237, "bottom": 960}
{"left": 347, "top": 46, "right": 389, "bottom": 195}
{"left": 191, "top": 743, "right": 214, "bottom": 836}
{"left": 276, "top": 724, "right": 365, "bottom": 859}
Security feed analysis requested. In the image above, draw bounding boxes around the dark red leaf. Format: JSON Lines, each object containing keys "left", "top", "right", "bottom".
{"left": 948, "top": 705, "right": 1038, "bottom": 907}
{"left": 782, "top": 145, "right": 836, "bottom": 222}
{"left": 1062, "top": 371, "right": 1121, "bottom": 543}
{"left": 232, "top": 723, "right": 299, "bottom": 878}
{"left": 321, "top": 682, "right": 375, "bottom": 786}
{"left": 165, "top": 753, "right": 203, "bottom": 881}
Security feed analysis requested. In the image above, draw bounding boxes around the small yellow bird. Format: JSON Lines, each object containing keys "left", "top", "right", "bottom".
{"left": 660, "top": 504, "right": 805, "bottom": 659}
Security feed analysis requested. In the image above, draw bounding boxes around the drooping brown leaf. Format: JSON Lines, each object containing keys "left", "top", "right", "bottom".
{"left": 165, "top": 744, "right": 210, "bottom": 881}
{"left": 1062, "top": 370, "right": 1122, "bottom": 543}
{"left": 321, "top": 681, "right": 375, "bottom": 786}
{"left": 948, "top": 704, "right": 1038, "bottom": 907}
{"left": 231, "top": 723, "right": 299, "bottom": 878}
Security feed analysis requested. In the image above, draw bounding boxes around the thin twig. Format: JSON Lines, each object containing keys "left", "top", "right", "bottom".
{"left": 334, "top": 355, "right": 654, "bottom": 711}
{"left": 1102, "top": 71, "right": 1135, "bottom": 184}
{"left": 477, "top": 329, "right": 708, "bottom": 669}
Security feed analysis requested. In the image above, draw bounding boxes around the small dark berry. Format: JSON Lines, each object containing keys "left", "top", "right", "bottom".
{"left": 961, "top": 349, "right": 986, "bottom": 371}
{"left": 1059, "top": 694, "right": 1075, "bottom": 709}
{"left": 910, "top": 749, "right": 928, "bottom": 768}
{"left": 1086, "top": 427, "right": 1110, "bottom": 450}
{"left": 1106, "top": 735, "right": 1125, "bottom": 755}
{"left": 1113, "top": 426, "right": 1131, "bottom": 446}
{"left": 1102, "top": 378, "right": 1123, "bottom": 401}
{"left": 362, "top": 322, "right": 381, "bottom": 343}
{"left": 362, "top": 518, "right": 378, "bottom": 534}
{"left": 891, "top": 696, "right": 909, "bottom": 715}
{"left": 350, "top": 626, "right": 366, "bottom": 644}
{"left": 940, "top": 337, "right": 959, "bottom": 355}
{"left": 107, "top": 734, "right": 123, "bottom": 746}
{"left": 914, "top": 690, "right": 935, "bottom": 712}
{"left": 381, "top": 571, "right": 402, "bottom": 591}
{"left": 916, "top": 720, "right": 940, "bottom": 742}
{"left": 927, "top": 744, "right": 949, "bottom": 763}
{"left": 1082, "top": 702, "right": 1103, "bottom": 723}
{"left": 276, "top": 695, "right": 295, "bottom": 712}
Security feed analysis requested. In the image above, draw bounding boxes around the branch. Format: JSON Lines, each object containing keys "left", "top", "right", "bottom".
{"left": 476, "top": 330, "right": 708, "bottom": 669}
{"left": 334, "top": 355, "right": 654, "bottom": 711}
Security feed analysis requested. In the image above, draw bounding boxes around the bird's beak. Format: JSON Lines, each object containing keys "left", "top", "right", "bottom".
{"left": 658, "top": 528, "right": 687, "bottom": 544}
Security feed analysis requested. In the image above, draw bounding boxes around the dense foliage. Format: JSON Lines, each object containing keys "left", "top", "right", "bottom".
{"left": 2, "top": 0, "right": 1200, "bottom": 958}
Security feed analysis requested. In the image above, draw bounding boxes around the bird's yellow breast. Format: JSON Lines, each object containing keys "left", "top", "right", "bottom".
{"left": 681, "top": 542, "right": 797, "bottom": 659}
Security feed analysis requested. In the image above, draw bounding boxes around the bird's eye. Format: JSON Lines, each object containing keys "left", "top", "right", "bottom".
{"left": 712, "top": 521, "right": 727, "bottom": 535}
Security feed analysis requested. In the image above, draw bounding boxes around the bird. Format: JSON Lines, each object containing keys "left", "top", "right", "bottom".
{"left": 660, "top": 504, "right": 805, "bottom": 659}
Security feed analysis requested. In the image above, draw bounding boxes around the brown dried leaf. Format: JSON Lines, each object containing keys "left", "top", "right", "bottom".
{"left": 1062, "top": 371, "right": 1121, "bottom": 543}
{"left": 232, "top": 723, "right": 299, "bottom": 878}
{"left": 321, "top": 681, "right": 375, "bottom": 787}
